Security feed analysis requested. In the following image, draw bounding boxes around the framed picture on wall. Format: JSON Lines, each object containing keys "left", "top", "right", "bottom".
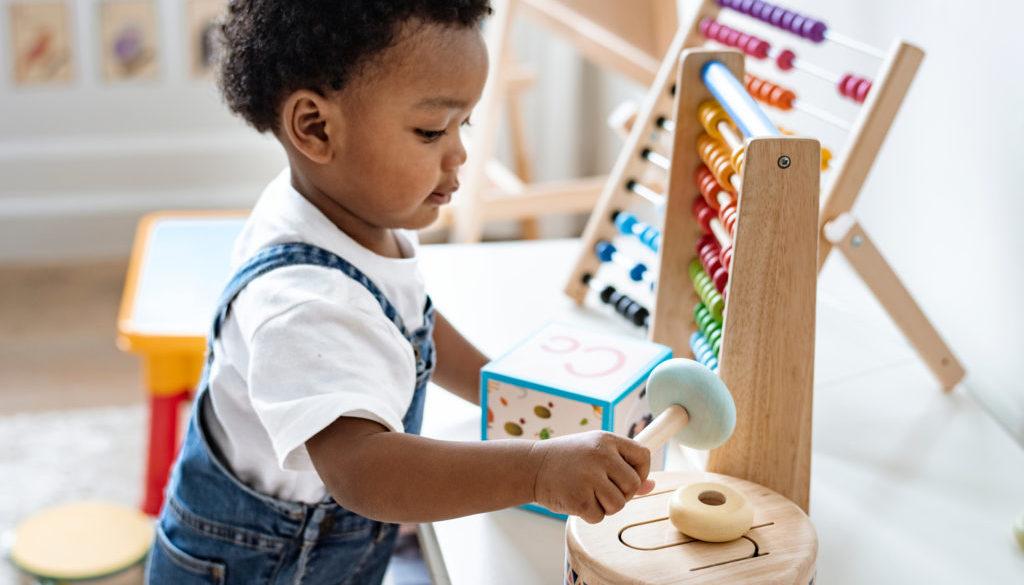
{"left": 9, "top": 1, "right": 74, "bottom": 86}
{"left": 99, "top": 0, "right": 159, "bottom": 82}
{"left": 186, "top": 0, "right": 225, "bottom": 79}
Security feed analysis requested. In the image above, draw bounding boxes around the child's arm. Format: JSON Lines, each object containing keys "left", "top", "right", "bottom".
{"left": 430, "top": 310, "right": 488, "bottom": 405}
{"left": 307, "top": 417, "right": 654, "bottom": 524}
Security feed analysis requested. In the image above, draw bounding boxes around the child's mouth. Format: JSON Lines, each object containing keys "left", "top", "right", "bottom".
{"left": 428, "top": 191, "right": 452, "bottom": 205}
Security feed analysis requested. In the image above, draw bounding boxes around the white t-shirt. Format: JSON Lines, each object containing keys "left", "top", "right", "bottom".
{"left": 204, "top": 168, "right": 427, "bottom": 503}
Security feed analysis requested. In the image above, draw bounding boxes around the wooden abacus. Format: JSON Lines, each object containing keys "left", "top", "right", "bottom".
{"left": 448, "top": 0, "right": 678, "bottom": 243}
{"left": 565, "top": 0, "right": 965, "bottom": 391}
{"left": 564, "top": 50, "right": 821, "bottom": 583}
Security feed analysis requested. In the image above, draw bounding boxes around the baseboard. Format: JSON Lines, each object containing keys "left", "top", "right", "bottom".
{"left": 0, "top": 186, "right": 264, "bottom": 264}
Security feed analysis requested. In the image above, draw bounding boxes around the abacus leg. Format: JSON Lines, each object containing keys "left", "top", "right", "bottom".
{"left": 825, "top": 215, "right": 965, "bottom": 391}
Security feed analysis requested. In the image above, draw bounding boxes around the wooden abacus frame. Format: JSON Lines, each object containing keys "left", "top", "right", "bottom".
{"left": 446, "top": 0, "right": 678, "bottom": 243}
{"left": 663, "top": 50, "right": 819, "bottom": 511}
{"left": 565, "top": 0, "right": 965, "bottom": 392}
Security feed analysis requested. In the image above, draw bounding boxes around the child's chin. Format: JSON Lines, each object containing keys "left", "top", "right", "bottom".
{"left": 401, "top": 206, "right": 442, "bottom": 230}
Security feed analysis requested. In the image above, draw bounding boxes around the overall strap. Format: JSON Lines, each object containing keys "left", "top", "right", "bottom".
{"left": 209, "top": 243, "right": 413, "bottom": 347}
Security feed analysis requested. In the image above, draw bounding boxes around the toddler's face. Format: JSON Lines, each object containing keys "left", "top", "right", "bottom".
{"left": 327, "top": 22, "right": 488, "bottom": 231}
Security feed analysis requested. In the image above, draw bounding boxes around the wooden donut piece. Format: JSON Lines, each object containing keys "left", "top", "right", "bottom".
{"left": 669, "top": 481, "right": 753, "bottom": 542}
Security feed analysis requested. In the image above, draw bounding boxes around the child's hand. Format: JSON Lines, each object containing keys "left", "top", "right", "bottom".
{"left": 530, "top": 431, "right": 655, "bottom": 524}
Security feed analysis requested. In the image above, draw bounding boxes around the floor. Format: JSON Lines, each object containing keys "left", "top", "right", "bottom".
{"left": 0, "top": 260, "right": 140, "bottom": 415}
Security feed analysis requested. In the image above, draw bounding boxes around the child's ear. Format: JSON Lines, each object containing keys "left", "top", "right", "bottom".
{"left": 280, "top": 90, "right": 336, "bottom": 164}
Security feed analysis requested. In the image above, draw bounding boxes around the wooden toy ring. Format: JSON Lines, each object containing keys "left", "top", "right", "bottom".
{"left": 634, "top": 358, "right": 735, "bottom": 451}
{"left": 669, "top": 481, "right": 754, "bottom": 542}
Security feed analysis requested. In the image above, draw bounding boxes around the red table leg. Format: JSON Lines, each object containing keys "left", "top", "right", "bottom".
{"left": 142, "top": 390, "right": 191, "bottom": 516}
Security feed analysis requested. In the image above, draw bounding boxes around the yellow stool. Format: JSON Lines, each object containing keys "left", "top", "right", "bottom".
{"left": 10, "top": 502, "right": 153, "bottom": 584}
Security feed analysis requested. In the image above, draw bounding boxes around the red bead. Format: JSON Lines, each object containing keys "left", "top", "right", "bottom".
{"left": 697, "top": 207, "right": 714, "bottom": 232}
{"left": 696, "top": 235, "right": 716, "bottom": 254}
{"left": 712, "top": 267, "right": 729, "bottom": 293}
{"left": 855, "top": 79, "right": 871, "bottom": 102}
{"left": 777, "top": 48, "right": 796, "bottom": 71}
{"left": 721, "top": 246, "right": 734, "bottom": 270}
{"left": 692, "top": 196, "right": 706, "bottom": 217}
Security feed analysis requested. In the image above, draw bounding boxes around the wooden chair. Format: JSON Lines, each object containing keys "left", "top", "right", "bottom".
{"left": 444, "top": 0, "right": 678, "bottom": 243}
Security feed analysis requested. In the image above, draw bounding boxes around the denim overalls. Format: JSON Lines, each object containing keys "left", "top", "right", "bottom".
{"left": 146, "top": 243, "right": 435, "bottom": 584}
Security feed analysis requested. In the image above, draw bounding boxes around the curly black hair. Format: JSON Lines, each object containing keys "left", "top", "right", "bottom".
{"left": 219, "top": 1, "right": 493, "bottom": 133}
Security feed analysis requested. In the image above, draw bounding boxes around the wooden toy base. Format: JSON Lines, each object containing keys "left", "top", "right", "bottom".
{"left": 565, "top": 471, "right": 816, "bottom": 584}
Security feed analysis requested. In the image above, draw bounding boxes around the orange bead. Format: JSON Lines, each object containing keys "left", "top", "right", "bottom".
{"left": 744, "top": 73, "right": 796, "bottom": 110}
{"left": 697, "top": 134, "right": 736, "bottom": 191}
{"left": 697, "top": 101, "right": 736, "bottom": 141}
{"left": 695, "top": 165, "right": 724, "bottom": 210}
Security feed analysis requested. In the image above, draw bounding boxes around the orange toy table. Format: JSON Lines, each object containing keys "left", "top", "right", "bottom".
{"left": 117, "top": 211, "right": 246, "bottom": 515}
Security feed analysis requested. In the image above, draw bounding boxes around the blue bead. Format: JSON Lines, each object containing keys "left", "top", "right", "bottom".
{"left": 595, "top": 241, "right": 616, "bottom": 262}
{"left": 629, "top": 263, "right": 647, "bottom": 282}
{"left": 615, "top": 213, "right": 637, "bottom": 235}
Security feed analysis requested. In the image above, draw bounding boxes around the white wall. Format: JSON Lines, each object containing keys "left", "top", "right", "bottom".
{"left": 0, "top": 0, "right": 286, "bottom": 263}
{"left": 756, "top": 0, "right": 1024, "bottom": 430}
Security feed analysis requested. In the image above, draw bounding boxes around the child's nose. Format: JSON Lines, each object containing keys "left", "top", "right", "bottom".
{"left": 443, "top": 137, "right": 468, "bottom": 171}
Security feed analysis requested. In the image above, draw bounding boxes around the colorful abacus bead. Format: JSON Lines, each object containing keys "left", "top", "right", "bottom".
{"left": 699, "top": 18, "right": 770, "bottom": 59}
{"left": 693, "top": 197, "right": 717, "bottom": 235}
{"left": 612, "top": 211, "right": 661, "bottom": 253}
{"left": 694, "top": 303, "right": 723, "bottom": 356}
{"left": 838, "top": 73, "right": 872, "bottom": 103}
{"left": 744, "top": 73, "right": 795, "bottom": 110}
{"left": 595, "top": 240, "right": 648, "bottom": 283}
{"left": 696, "top": 236, "right": 728, "bottom": 294}
{"left": 695, "top": 165, "right": 731, "bottom": 209}
{"left": 689, "top": 331, "right": 719, "bottom": 372}
{"left": 583, "top": 274, "right": 650, "bottom": 327}
{"left": 600, "top": 285, "right": 649, "bottom": 327}
{"left": 697, "top": 101, "right": 737, "bottom": 142}
{"left": 717, "top": 0, "right": 828, "bottom": 43}
{"left": 688, "top": 259, "right": 725, "bottom": 321}
{"left": 697, "top": 134, "right": 737, "bottom": 190}
{"left": 721, "top": 245, "right": 734, "bottom": 271}
{"left": 720, "top": 202, "right": 739, "bottom": 237}
{"left": 776, "top": 48, "right": 796, "bottom": 71}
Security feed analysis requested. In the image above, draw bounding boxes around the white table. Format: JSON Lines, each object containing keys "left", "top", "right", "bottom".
{"left": 417, "top": 239, "right": 1024, "bottom": 584}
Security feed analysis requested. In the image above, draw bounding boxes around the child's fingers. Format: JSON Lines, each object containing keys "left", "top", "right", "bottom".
{"left": 616, "top": 437, "right": 652, "bottom": 481}
{"left": 595, "top": 478, "right": 627, "bottom": 517}
{"left": 606, "top": 455, "right": 643, "bottom": 498}
{"left": 635, "top": 478, "right": 656, "bottom": 496}
{"left": 578, "top": 493, "right": 606, "bottom": 524}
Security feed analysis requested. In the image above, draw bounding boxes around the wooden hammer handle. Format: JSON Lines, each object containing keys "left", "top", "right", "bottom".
{"left": 633, "top": 404, "right": 689, "bottom": 451}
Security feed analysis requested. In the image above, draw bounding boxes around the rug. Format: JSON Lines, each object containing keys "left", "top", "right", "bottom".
{"left": 0, "top": 405, "right": 428, "bottom": 585}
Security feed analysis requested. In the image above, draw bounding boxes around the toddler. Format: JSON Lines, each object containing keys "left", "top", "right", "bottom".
{"left": 147, "top": 2, "right": 653, "bottom": 583}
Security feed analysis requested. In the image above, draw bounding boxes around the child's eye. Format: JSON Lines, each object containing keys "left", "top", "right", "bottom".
{"left": 415, "top": 128, "right": 447, "bottom": 143}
